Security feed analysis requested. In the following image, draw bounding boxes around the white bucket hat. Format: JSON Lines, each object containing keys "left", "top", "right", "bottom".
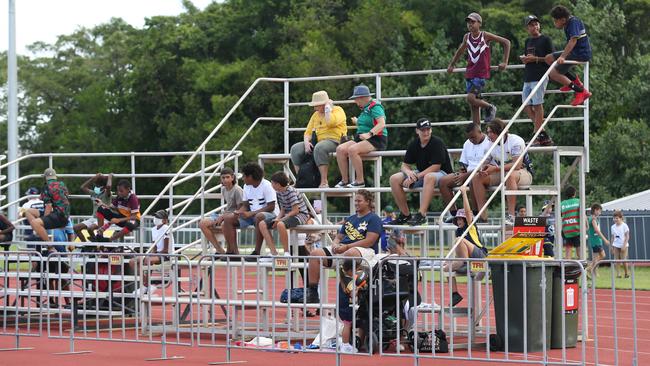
{"left": 309, "top": 90, "right": 330, "bottom": 106}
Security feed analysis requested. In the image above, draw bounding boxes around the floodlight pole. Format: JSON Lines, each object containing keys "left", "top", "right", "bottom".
{"left": 7, "top": 0, "right": 19, "bottom": 219}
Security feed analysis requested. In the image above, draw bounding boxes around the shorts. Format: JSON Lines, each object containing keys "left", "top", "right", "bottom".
{"left": 279, "top": 216, "right": 302, "bottom": 229}
{"left": 96, "top": 207, "right": 140, "bottom": 232}
{"left": 354, "top": 134, "right": 387, "bottom": 151}
{"left": 563, "top": 235, "right": 580, "bottom": 248}
{"left": 591, "top": 245, "right": 604, "bottom": 254}
{"left": 466, "top": 77, "right": 486, "bottom": 95}
{"left": 551, "top": 51, "right": 590, "bottom": 75}
{"left": 42, "top": 211, "right": 69, "bottom": 230}
{"left": 238, "top": 212, "right": 276, "bottom": 229}
{"left": 488, "top": 169, "right": 533, "bottom": 187}
{"left": 522, "top": 80, "right": 549, "bottom": 105}
{"left": 338, "top": 284, "right": 353, "bottom": 321}
{"left": 470, "top": 245, "right": 488, "bottom": 259}
{"left": 81, "top": 217, "right": 98, "bottom": 227}
{"left": 403, "top": 170, "right": 447, "bottom": 189}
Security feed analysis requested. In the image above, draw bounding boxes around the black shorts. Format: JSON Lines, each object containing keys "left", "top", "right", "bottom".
{"left": 354, "top": 134, "right": 387, "bottom": 151}
{"left": 280, "top": 216, "right": 302, "bottom": 229}
{"left": 563, "top": 235, "right": 580, "bottom": 248}
{"left": 42, "top": 211, "right": 69, "bottom": 230}
{"left": 97, "top": 206, "right": 140, "bottom": 232}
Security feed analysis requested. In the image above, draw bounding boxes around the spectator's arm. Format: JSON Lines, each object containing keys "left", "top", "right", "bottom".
{"left": 592, "top": 217, "right": 609, "bottom": 245}
{"left": 0, "top": 215, "right": 14, "bottom": 235}
{"left": 162, "top": 237, "right": 170, "bottom": 254}
{"left": 80, "top": 175, "right": 95, "bottom": 194}
{"left": 447, "top": 34, "right": 468, "bottom": 72}
{"left": 485, "top": 32, "right": 511, "bottom": 68}
{"left": 459, "top": 186, "right": 473, "bottom": 223}
{"left": 106, "top": 173, "right": 113, "bottom": 196}
{"left": 285, "top": 203, "right": 300, "bottom": 218}
{"left": 559, "top": 37, "right": 578, "bottom": 60}
{"left": 368, "top": 116, "right": 385, "bottom": 137}
{"left": 624, "top": 228, "right": 630, "bottom": 247}
{"left": 44, "top": 203, "right": 53, "bottom": 216}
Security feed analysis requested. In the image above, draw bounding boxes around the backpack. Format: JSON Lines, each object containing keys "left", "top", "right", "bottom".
{"left": 295, "top": 156, "right": 321, "bottom": 188}
{"left": 408, "top": 329, "right": 448, "bottom": 353}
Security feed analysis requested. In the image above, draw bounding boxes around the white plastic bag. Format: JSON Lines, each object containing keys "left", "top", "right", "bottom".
{"left": 310, "top": 314, "right": 343, "bottom": 348}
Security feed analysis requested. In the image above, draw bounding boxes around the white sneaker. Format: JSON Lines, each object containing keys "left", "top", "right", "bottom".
{"left": 259, "top": 256, "right": 274, "bottom": 263}
{"left": 339, "top": 342, "right": 357, "bottom": 354}
{"left": 134, "top": 286, "right": 156, "bottom": 297}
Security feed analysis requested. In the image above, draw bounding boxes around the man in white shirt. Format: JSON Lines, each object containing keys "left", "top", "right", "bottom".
{"left": 472, "top": 119, "right": 533, "bottom": 225}
{"left": 439, "top": 123, "right": 492, "bottom": 218}
{"left": 221, "top": 162, "right": 277, "bottom": 259}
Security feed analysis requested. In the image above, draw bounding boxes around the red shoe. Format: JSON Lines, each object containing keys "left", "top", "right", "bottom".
{"left": 571, "top": 89, "right": 592, "bottom": 106}
{"left": 560, "top": 75, "right": 583, "bottom": 92}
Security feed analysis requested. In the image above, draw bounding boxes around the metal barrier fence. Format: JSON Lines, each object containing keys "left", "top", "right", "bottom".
{"left": 1, "top": 248, "right": 647, "bottom": 365}
{"left": 0, "top": 251, "right": 43, "bottom": 352}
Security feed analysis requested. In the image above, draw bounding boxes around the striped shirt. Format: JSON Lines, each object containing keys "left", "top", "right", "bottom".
{"left": 276, "top": 186, "right": 310, "bottom": 224}
{"left": 560, "top": 197, "right": 580, "bottom": 238}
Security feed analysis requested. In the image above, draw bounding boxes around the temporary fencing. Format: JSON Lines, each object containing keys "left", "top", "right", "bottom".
{"left": 1, "top": 248, "right": 648, "bottom": 365}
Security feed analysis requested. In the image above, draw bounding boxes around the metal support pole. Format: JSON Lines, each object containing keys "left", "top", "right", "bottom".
{"left": 7, "top": 0, "right": 19, "bottom": 220}
{"left": 583, "top": 63, "right": 590, "bottom": 172}
{"left": 284, "top": 81, "right": 290, "bottom": 154}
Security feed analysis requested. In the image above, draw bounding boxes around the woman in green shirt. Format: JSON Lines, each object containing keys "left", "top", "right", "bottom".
{"left": 335, "top": 85, "right": 388, "bottom": 188}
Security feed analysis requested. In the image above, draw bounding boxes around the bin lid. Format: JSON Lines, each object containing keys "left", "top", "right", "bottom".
{"left": 487, "top": 232, "right": 548, "bottom": 259}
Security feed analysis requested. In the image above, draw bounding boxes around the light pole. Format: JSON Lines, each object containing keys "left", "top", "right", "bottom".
{"left": 7, "top": 0, "right": 19, "bottom": 220}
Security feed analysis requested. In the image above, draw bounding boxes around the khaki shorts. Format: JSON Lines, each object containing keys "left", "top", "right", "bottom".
{"left": 488, "top": 169, "right": 533, "bottom": 187}
{"left": 353, "top": 246, "right": 378, "bottom": 267}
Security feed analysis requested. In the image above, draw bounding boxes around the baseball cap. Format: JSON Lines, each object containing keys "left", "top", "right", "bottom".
{"left": 25, "top": 187, "right": 39, "bottom": 195}
{"left": 154, "top": 209, "right": 169, "bottom": 219}
{"left": 43, "top": 168, "right": 57, "bottom": 179}
{"left": 466, "top": 12, "right": 482, "bottom": 23}
{"left": 525, "top": 15, "right": 539, "bottom": 25}
{"left": 416, "top": 118, "right": 432, "bottom": 129}
{"left": 383, "top": 205, "right": 394, "bottom": 213}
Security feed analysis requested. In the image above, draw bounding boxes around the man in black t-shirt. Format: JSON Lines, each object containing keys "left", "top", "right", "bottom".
{"left": 520, "top": 15, "right": 554, "bottom": 146}
{"left": 388, "top": 118, "right": 453, "bottom": 226}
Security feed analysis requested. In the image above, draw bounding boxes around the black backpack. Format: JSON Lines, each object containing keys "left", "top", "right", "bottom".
{"left": 295, "top": 156, "right": 320, "bottom": 188}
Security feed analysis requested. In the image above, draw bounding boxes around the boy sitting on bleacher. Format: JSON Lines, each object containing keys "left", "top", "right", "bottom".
{"left": 199, "top": 167, "right": 243, "bottom": 254}
{"left": 130, "top": 209, "right": 173, "bottom": 296}
{"left": 96, "top": 179, "right": 141, "bottom": 242}
{"left": 258, "top": 171, "right": 311, "bottom": 259}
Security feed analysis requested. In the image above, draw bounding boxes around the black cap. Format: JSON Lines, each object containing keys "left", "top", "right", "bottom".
{"left": 525, "top": 15, "right": 539, "bottom": 25}
{"left": 416, "top": 118, "right": 431, "bottom": 129}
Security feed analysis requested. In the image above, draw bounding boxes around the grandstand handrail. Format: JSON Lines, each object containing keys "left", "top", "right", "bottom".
{"left": 442, "top": 60, "right": 587, "bottom": 259}
{"left": 151, "top": 117, "right": 286, "bottom": 254}
{"left": 139, "top": 77, "right": 286, "bottom": 220}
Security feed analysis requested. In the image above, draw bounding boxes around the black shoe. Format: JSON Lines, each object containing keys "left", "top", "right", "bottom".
{"left": 484, "top": 104, "right": 497, "bottom": 123}
{"left": 220, "top": 252, "right": 242, "bottom": 262}
{"left": 408, "top": 212, "right": 427, "bottom": 226}
{"left": 451, "top": 292, "right": 463, "bottom": 307}
{"left": 388, "top": 213, "right": 411, "bottom": 225}
{"left": 244, "top": 250, "right": 259, "bottom": 262}
{"left": 305, "top": 287, "right": 320, "bottom": 303}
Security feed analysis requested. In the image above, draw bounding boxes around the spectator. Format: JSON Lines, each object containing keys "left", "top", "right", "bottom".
{"left": 560, "top": 185, "right": 580, "bottom": 259}
{"left": 521, "top": 15, "right": 555, "bottom": 146}
{"left": 472, "top": 119, "right": 533, "bottom": 225}
{"left": 516, "top": 204, "right": 527, "bottom": 217}
{"left": 23, "top": 168, "right": 71, "bottom": 242}
{"left": 380, "top": 205, "right": 396, "bottom": 252}
{"left": 445, "top": 186, "right": 487, "bottom": 307}
{"left": 51, "top": 218, "right": 74, "bottom": 253}
{"left": 290, "top": 90, "right": 347, "bottom": 188}
{"left": 220, "top": 162, "right": 276, "bottom": 259}
{"left": 439, "top": 123, "right": 492, "bottom": 218}
{"left": 335, "top": 85, "right": 387, "bottom": 188}
{"left": 544, "top": 5, "right": 592, "bottom": 106}
{"left": 305, "top": 189, "right": 382, "bottom": 303}
{"left": 131, "top": 209, "right": 174, "bottom": 296}
{"left": 388, "top": 118, "right": 452, "bottom": 226}
{"left": 610, "top": 210, "right": 630, "bottom": 278}
{"left": 0, "top": 213, "right": 15, "bottom": 251}
{"left": 74, "top": 173, "right": 112, "bottom": 242}
{"left": 447, "top": 12, "right": 511, "bottom": 125}
{"left": 96, "top": 179, "right": 140, "bottom": 242}
{"left": 541, "top": 200, "right": 556, "bottom": 257}
{"left": 586, "top": 203, "right": 609, "bottom": 277}
{"left": 199, "top": 167, "right": 244, "bottom": 254}
{"left": 259, "top": 171, "right": 311, "bottom": 258}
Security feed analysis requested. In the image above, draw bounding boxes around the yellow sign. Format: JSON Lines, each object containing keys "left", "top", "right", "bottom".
{"left": 470, "top": 261, "right": 487, "bottom": 273}
{"left": 488, "top": 232, "right": 547, "bottom": 259}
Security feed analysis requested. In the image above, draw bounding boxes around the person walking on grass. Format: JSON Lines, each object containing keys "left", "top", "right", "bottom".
{"left": 586, "top": 203, "right": 609, "bottom": 278}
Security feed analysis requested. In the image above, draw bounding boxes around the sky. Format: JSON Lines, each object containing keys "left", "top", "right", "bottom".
{"left": 0, "top": 0, "right": 215, "bottom": 55}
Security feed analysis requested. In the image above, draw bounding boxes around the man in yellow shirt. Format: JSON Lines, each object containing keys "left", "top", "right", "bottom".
{"left": 290, "top": 90, "right": 347, "bottom": 188}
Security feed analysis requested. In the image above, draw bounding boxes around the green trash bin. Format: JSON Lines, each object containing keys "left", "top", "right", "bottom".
{"left": 551, "top": 264, "right": 582, "bottom": 349}
{"left": 490, "top": 261, "right": 554, "bottom": 353}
